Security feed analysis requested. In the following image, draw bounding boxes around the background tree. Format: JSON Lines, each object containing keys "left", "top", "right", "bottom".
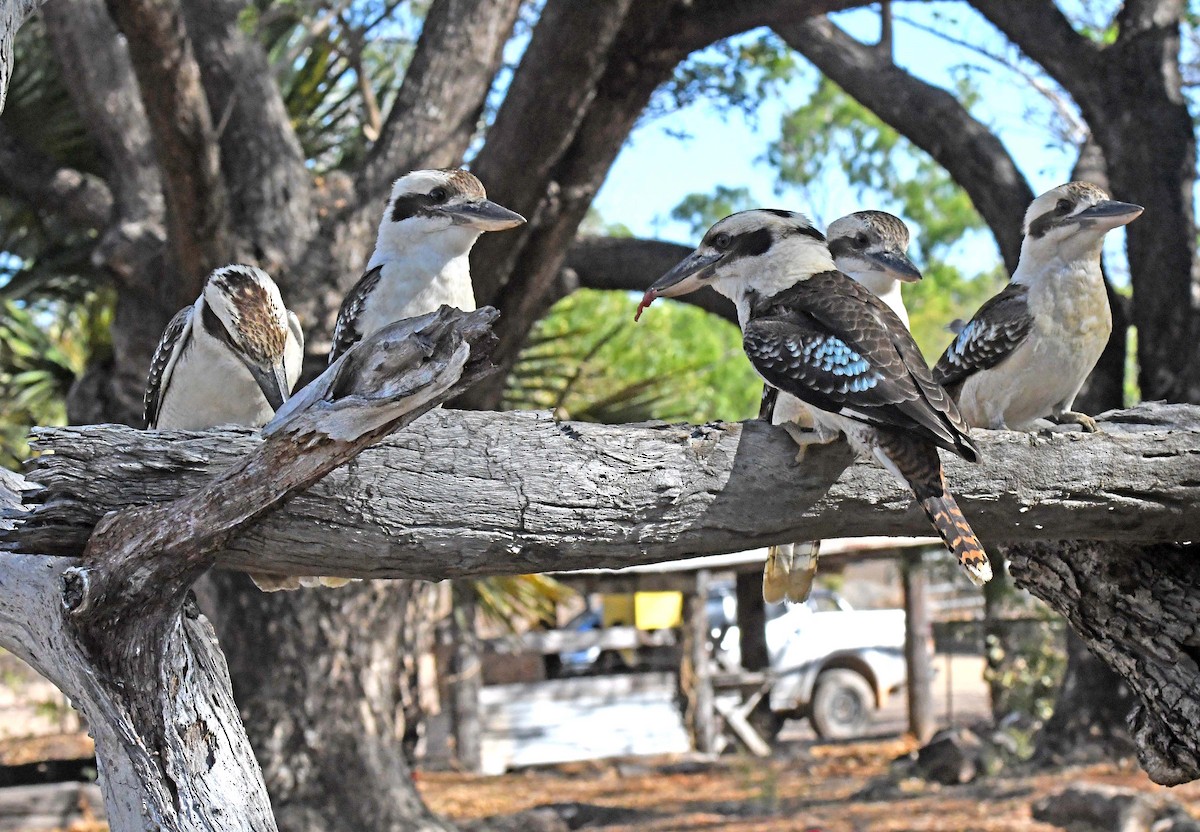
{"left": 3, "top": 0, "right": 1200, "bottom": 826}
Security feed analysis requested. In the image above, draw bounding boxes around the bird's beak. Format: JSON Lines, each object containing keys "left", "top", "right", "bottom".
{"left": 1075, "top": 200, "right": 1144, "bottom": 232}
{"left": 635, "top": 250, "right": 723, "bottom": 321}
{"left": 249, "top": 360, "right": 290, "bottom": 412}
{"left": 865, "top": 248, "right": 923, "bottom": 283}
{"left": 442, "top": 199, "right": 526, "bottom": 231}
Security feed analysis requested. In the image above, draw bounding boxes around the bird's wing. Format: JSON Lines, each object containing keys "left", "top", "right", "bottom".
{"left": 744, "top": 271, "right": 977, "bottom": 460}
{"left": 329, "top": 265, "right": 383, "bottom": 364}
{"left": 932, "top": 282, "right": 1032, "bottom": 389}
{"left": 143, "top": 304, "right": 195, "bottom": 429}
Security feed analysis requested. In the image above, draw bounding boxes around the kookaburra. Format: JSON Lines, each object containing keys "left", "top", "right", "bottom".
{"left": 144, "top": 265, "right": 342, "bottom": 592}
{"left": 636, "top": 210, "right": 991, "bottom": 586}
{"left": 933, "top": 182, "right": 1142, "bottom": 432}
{"left": 761, "top": 210, "right": 922, "bottom": 603}
{"left": 330, "top": 168, "right": 525, "bottom": 362}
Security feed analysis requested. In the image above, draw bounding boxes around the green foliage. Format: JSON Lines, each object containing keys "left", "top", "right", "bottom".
{"left": 505, "top": 289, "right": 759, "bottom": 425}
{"left": 669, "top": 186, "right": 755, "bottom": 237}
{"left": 653, "top": 32, "right": 797, "bottom": 121}
{"left": 0, "top": 292, "right": 112, "bottom": 469}
{"left": 983, "top": 614, "right": 1067, "bottom": 726}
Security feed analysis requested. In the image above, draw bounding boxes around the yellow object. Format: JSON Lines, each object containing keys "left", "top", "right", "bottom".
{"left": 602, "top": 592, "right": 683, "bottom": 630}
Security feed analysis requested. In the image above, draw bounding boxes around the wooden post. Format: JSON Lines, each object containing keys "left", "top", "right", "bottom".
{"left": 683, "top": 568, "right": 716, "bottom": 754}
{"left": 735, "top": 570, "right": 769, "bottom": 671}
{"left": 902, "top": 549, "right": 935, "bottom": 744}
{"left": 449, "top": 581, "right": 483, "bottom": 773}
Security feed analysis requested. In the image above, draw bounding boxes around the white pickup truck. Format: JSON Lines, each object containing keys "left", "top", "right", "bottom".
{"left": 715, "top": 589, "right": 908, "bottom": 741}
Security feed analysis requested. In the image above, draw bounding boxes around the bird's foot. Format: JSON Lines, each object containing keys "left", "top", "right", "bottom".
{"left": 1054, "top": 410, "right": 1100, "bottom": 433}
{"left": 780, "top": 422, "right": 838, "bottom": 464}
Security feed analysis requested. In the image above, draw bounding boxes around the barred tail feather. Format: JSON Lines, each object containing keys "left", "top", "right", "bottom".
{"left": 763, "top": 544, "right": 791, "bottom": 604}
{"left": 920, "top": 493, "right": 992, "bottom": 586}
{"left": 763, "top": 541, "right": 821, "bottom": 604}
{"left": 251, "top": 572, "right": 358, "bottom": 592}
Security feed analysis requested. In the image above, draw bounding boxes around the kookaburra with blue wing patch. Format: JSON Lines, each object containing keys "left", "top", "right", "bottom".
{"left": 636, "top": 210, "right": 991, "bottom": 586}
{"left": 144, "top": 265, "right": 345, "bottom": 592}
{"left": 330, "top": 168, "right": 525, "bottom": 362}
{"left": 933, "top": 182, "right": 1142, "bottom": 432}
{"left": 760, "top": 210, "right": 922, "bottom": 603}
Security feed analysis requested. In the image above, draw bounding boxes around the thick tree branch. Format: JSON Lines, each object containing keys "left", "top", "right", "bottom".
{"left": 41, "top": 0, "right": 163, "bottom": 227}
{"left": 9, "top": 403, "right": 1199, "bottom": 579}
{"left": 0, "top": 124, "right": 114, "bottom": 229}
{"left": 181, "top": 0, "right": 316, "bottom": 272}
{"left": 104, "top": 0, "right": 231, "bottom": 300}
{"left": 469, "top": 0, "right": 635, "bottom": 296}
{"left": 775, "top": 15, "right": 1032, "bottom": 274}
{"left": 359, "top": 0, "right": 521, "bottom": 201}
{"left": 968, "top": 0, "right": 1102, "bottom": 100}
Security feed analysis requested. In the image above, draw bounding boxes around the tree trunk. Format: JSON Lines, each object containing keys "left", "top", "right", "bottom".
{"left": 203, "top": 576, "right": 454, "bottom": 832}
{"left": 1007, "top": 540, "right": 1200, "bottom": 786}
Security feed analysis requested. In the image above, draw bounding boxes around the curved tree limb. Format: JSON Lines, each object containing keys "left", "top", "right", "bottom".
{"left": 774, "top": 14, "right": 1033, "bottom": 274}
{"left": 181, "top": 0, "right": 316, "bottom": 271}
{"left": 103, "top": 0, "right": 231, "bottom": 299}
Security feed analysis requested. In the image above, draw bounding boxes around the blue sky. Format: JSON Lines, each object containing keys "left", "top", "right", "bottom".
{"left": 591, "top": 2, "right": 1113, "bottom": 274}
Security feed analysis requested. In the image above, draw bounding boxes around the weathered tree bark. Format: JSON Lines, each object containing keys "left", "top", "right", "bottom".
{"left": 14, "top": 403, "right": 1199, "bottom": 573}
{"left": 1007, "top": 540, "right": 1196, "bottom": 786}
{"left": 969, "top": 0, "right": 1199, "bottom": 404}
{"left": 0, "top": 308, "right": 497, "bottom": 830}
{"left": 775, "top": 14, "right": 1032, "bottom": 273}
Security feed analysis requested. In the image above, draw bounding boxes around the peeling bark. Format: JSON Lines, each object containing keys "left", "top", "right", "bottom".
{"left": 0, "top": 0, "right": 42, "bottom": 114}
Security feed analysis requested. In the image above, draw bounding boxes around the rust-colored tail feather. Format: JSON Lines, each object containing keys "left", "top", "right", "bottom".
{"left": 920, "top": 492, "right": 991, "bottom": 586}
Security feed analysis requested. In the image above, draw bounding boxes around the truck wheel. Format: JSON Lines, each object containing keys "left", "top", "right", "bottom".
{"left": 810, "top": 669, "right": 874, "bottom": 740}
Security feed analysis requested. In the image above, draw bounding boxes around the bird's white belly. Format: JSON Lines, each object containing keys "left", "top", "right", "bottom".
{"left": 155, "top": 338, "right": 274, "bottom": 430}
{"left": 957, "top": 267, "right": 1110, "bottom": 429}
{"left": 358, "top": 263, "right": 476, "bottom": 342}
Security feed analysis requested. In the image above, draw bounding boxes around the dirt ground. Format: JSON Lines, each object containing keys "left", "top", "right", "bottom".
{"left": 417, "top": 741, "right": 1200, "bottom": 832}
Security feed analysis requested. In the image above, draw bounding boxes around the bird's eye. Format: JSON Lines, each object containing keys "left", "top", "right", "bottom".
{"left": 1056, "top": 198, "right": 1072, "bottom": 213}
{"left": 712, "top": 232, "right": 732, "bottom": 250}
{"left": 855, "top": 233, "right": 869, "bottom": 247}
{"left": 429, "top": 187, "right": 448, "bottom": 203}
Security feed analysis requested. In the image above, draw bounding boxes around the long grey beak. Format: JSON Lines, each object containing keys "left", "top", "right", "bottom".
{"left": 1077, "top": 200, "right": 1144, "bottom": 230}
{"left": 443, "top": 199, "right": 526, "bottom": 232}
{"left": 250, "top": 360, "right": 290, "bottom": 411}
{"left": 635, "top": 250, "right": 724, "bottom": 321}
{"left": 866, "top": 248, "right": 922, "bottom": 283}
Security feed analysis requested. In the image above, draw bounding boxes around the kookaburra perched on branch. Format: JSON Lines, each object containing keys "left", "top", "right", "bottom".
{"left": 933, "top": 182, "right": 1142, "bottom": 432}
{"left": 144, "top": 265, "right": 343, "bottom": 592}
{"left": 330, "top": 168, "right": 525, "bottom": 362}
{"left": 636, "top": 210, "right": 991, "bottom": 586}
{"left": 761, "top": 210, "right": 922, "bottom": 603}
